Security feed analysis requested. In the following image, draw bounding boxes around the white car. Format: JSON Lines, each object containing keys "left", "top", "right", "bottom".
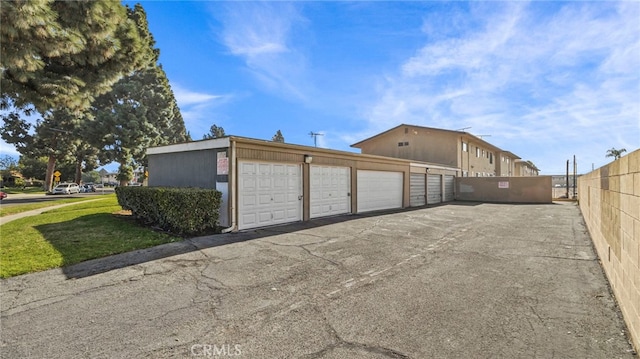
{"left": 52, "top": 183, "right": 81, "bottom": 195}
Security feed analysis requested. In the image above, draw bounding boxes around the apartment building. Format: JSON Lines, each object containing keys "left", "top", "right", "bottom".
{"left": 351, "top": 124, "right": 537, "bottom": 177}
{"left": 515, "top": 160, "right": 540, "bottom": 176}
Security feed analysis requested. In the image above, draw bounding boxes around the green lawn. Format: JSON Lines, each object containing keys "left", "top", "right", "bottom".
{"left": 0, "top": 195, "right": 182, "bottom": 278}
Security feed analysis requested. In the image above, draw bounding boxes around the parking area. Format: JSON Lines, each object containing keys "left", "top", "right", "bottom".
{"left": 0, "top": 202, "right": 635, "bottom": 358}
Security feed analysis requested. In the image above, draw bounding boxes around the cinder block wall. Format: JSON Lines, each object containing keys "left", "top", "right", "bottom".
{"left": 578, "top": 149, "right": 640, "bottom": 351}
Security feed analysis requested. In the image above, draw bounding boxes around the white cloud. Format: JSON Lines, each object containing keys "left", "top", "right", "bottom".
{"left": 171, "top": 84, "right": 233, "bottom": 138}
{"left": 363, "top": 2, "right": 640, "bottom": 173}
{"left": 1, "top": 141, "right": 20, "bottom": 158}
{"left": 215, "top": 2, "right": 311, "bottom": 101}
{"left": 172, "top": 84, "right": 224, "bottom": 106}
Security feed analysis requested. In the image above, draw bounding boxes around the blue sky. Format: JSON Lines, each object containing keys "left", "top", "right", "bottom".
{"left": 2, "top": 1, "right": 639, "bottom": 174}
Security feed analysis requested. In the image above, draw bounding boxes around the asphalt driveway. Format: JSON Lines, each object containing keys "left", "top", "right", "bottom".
{"left": 0, "top": 202, "right": 635, "bottom": 358}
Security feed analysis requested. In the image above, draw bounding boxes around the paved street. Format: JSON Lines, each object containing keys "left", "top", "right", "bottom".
{"left": 0, "top": 202, "right": 635, "bottom": 358}
{"left": 0, "top": 189, "right": 114, "bottom": 207}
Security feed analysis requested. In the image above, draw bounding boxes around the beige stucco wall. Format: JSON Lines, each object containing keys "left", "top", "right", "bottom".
{"left": 496, "top": 152, "right": 518, "bottom": 176}
{"left": 578, "top": 149, "right": 640, "bottom": 351}
{"left": 462, "top": 139, "right": 497, "bottom": 177}
{"left": 355, "top": 126, "right": 460, "bottom": 167}
{"left": 455, "top": 176, "right": 552, "bottom": 203}
{"left": 355, "top": 125, "right": 506, "bottom": 177}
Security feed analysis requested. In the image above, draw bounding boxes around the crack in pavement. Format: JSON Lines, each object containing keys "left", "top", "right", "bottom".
{"left": 258, "top": 235, "right": 357, "bottom": 276}
{"left": 300, "top": 305, "right": 411, "bottom": 359}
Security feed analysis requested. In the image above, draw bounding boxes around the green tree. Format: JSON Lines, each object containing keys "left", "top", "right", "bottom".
{"left": 606, "top": 148, "right": 627, "bottom": 160}
{"left": 1, "top": 1, "right": 153, "bottom": 113}
{"left": 116, "top": 163, "right": 134, "bottom": 185}
{"left": 88, "top": 5, "right": 189, "bottom": 183}
{"left": 203, "top": 125, "right": 226, "bottom": 139}
{"left": 18, "top": 156, "right": 48, "bottom": 180}
{"left": 70, "top": 141, "right": 101, "bottom": 184}
{"left": 272, "top": 130, "right": 285, "bottom": 143}
{"left": 0, "top": 155, "right": 19, "bottom": 185}
{"left": 53, "top": 160, "right": 78, "bottom": 183}
{"left": 2, "top": 109, "right": 80, "bottom": 190}
{"left": 82, "top": 170, "right": 101, "bottom": 184}
{"left": 2, "top": 2, "right": 155, "bottom": 190}
{"left": 0, "top": 155, "right": 18, "bottom": 172}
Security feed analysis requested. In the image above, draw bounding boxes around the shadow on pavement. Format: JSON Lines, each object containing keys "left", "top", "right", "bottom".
{"left": 47, "top": 201, "right": 526, "bottom": 280}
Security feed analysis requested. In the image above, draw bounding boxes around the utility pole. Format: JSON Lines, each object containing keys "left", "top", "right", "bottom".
{"left": 566, "top": 160, "right": 570, "bottom": 199}
{"left": 573, "top": 155, "right": 577, "bottom": 199}
{"left": 309, "top": 131, "right": 324, "bottom": 147}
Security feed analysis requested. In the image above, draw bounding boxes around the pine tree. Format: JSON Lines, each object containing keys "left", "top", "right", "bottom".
{"left": 87, "top": 5, "right": 189, "bottom": 184}
{"left": 1, "top": 1, "right": 155, "bottom": 190}
{"left": 272, "top": 130, "right": 285, "bottom": 143}
{"left": 1, "top": 1, "right": 153, "bottom": 113}
{"left": 203, "top": 125, "right": 226, "bottom": 139}
{"left": 18, "top": 156, "right": 48, "bottom": 181}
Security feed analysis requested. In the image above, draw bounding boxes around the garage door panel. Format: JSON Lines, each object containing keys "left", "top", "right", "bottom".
{"left": 272, "top": 193, "right": 286, "bottom": 204}
{"left": 310, "top": 165, "right": 351, "bottom": 219}
{"left": 241, "top": 214, "right": 256, "bottom": 226}
{"left": 272, "top": 210, "right": 286, "bottom": 221}
{"left": 444, "top": 175, "right": 455, "bottom": 202}
{"left": 242, "top": 194, "right": 257, "bottom": 206}
{"left": 427, "top": 174, "right": 442, "bottom": 204}
{"left": 241, "top": 162, "right": 257, "bottom": 175}
{"left": 357, "top": 170, "right": 403, "bottom": 213}
{"left": 410, "top": 173, "right": 426, "bottom": 207}
{"left": 258, "top": 164, "right": 270, "bottom": 175}
{"left": 258, "top": 194, "right": 271, "bottom": 205}
{"left": 258, "top": 177, "right": 272, "bottom": 189}
{"left": 238, "top": 161, "right": 302, "bottom": 230}
{"left": 273, "top": 178, "right": 286, "bottom": 189}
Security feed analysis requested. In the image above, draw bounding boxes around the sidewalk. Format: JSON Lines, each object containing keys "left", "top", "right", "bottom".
{"left": 0, "top": 199, "right": 104, "bottom": 226}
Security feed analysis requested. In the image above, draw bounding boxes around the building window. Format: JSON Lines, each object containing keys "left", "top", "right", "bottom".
{"left": 476, "top": 148, "right": 480, "bottom": 157}
{"left": 462, "top": 142, "right": 468, "bottom": 152}
{"left": 489, "top": 153, "right": 493, "bottom": 164}
{"left": 405, "top": 127, "right": 409, "bottom": 134}
{"left": 404, "top": 141, "right": 409, "bottom": 146}
{"left": 398, "top": 142, "right": 404, "bottom": 147}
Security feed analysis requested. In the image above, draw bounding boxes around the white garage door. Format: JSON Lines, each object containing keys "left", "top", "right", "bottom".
{"left": 444, "top": 175, "right": 455, "bottom": 202}
{"left": 238, "top": 162, "right": 302, "bottom": 230}
{"left": 410, "top": 173, "right": 426, "bottom": 207}
{"left": 357, "top": 170, "right": 403, "bottom": 213}
{"left": 427, "top": 174, "right": 442, "bottom": 204}
{"left": 310, "top": 165, "right": 351, "bottom": 218}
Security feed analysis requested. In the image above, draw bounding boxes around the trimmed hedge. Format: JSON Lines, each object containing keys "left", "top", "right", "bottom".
{"left": 115, "top": 186, "right": 222, "bottom": 236}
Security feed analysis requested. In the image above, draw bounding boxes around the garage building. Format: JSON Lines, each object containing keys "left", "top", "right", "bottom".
{"left": 146, "top": 136, "right": 458, "bottom": 231}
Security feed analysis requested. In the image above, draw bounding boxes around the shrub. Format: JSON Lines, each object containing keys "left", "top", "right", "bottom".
{"left": 115, "top": 187, "right": 222, "bottom": 236}
{"left": 14, "top": 178, "right": 25, "bottom": 187}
